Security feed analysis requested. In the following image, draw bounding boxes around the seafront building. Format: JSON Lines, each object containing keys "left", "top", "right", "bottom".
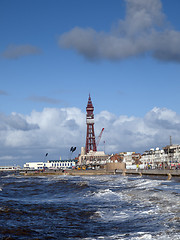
{"left": 121, "top": 152, "right": 141, "bottom": 167}
{"left": 108, "top": 144, "right": 180, "bottom": 169}
{"left": 78, "top": 148, "right": 108, "bottom": 167}
{"left": 24, "top": 159, "right": 77, "bottom": 170}
{"left": 141, "top": 144, "right": 180, "bottom": 169}
{"left": 0, "top": 166, "right": 21, "bottom": 171}
{"left": 107, "top": 152, "right": 142, "bottom": 169}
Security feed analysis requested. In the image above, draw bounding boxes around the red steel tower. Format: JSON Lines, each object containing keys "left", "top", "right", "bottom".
{"left": 85, "top": 94, "right": 97, "bottom": 153}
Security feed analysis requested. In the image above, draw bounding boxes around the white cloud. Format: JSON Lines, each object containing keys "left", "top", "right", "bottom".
{"left": 0, "top": 112, "right": 39, "bottom": 131}
{"left": 59, "top": 0, "right": 180, "bottom": 62}
{"left": 0, "top": 106, "right": 180, "bottom": 166}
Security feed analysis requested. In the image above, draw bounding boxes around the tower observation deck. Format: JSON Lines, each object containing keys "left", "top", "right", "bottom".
{"left": 85, "top": 95, "right": 97, "bottom": 153}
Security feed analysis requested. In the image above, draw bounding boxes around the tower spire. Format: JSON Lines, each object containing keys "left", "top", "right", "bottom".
{"left": 85, "top": 94, "right": 97, "bottom": 153}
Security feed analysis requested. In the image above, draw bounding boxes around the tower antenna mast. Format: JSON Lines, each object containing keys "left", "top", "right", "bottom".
{"left": 170, "top": 136, "right": 172, "bottom": 146}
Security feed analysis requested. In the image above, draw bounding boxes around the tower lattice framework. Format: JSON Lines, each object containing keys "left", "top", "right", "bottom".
{"left": 85, "top": 95, "right": 97, "bottom": 153}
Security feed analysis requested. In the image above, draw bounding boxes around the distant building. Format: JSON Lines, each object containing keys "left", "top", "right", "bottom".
{"left": 122, "top": 152, "right": 135, "bottom": 166}
{"left": 141, "top": 145, "right": 180, "bottom": 169}
{"left": 107, "top": 152, "right": 142, "bottom": 169}
{"left": 110, "top": 153, "right": 123, "bottom": 162}
{"left": 141, "top": 148, "right": 165, "bottom": 168}
{"left": 78, "top": 147, "right": 109, "bottom": 167}
{"left": 24, "top": 159, "right": 77, "bottom": 170}
{"left": 0, "top": 166, "right": 21, "bottom": 171}
{"left": 113, "top": 152, "right": 141, "bottom": 167}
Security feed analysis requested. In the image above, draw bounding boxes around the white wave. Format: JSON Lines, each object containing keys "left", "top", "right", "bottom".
{"left": 83, "top": 232, "right": 180, "bottom": 240}
{"left": 91, "top": 188, "right": 124, "bottom": 202}
{"left": 129, "top": 178, "right": 162, "bottom": 190}
{"left": 150, "top": 233, "right": 180, "bottom": 240}
{"left": 140, "top": 209, "right": 158, "bottom": 215}
{"left": 109, "top": 210, "right": 130, "bottom": 221}
{"left": 134, "top": 233, "right": 152, "bottom": 239}
{"left": 1, "top": 174, "right": 13, "bottom": 178}
{"left": 96, "top": 188, "right": 113, "bottom": 196}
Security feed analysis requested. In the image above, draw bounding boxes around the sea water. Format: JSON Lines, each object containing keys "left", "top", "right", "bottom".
{"left": 0, "top": 173, "right": 180, "bottom": 239}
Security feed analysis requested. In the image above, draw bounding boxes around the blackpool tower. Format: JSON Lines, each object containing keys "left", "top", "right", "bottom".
{"left": 85, "top": 94, "right": 97, "bottom": 153}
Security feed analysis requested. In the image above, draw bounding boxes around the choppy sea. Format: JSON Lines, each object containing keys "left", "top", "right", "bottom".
{"left": 0, "top": 172, "right": 180, "bottom": 240}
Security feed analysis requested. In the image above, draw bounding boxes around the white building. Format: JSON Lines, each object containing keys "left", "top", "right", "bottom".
{"left": 122, "top": 152, "right": 135, "bottom": 166}
{"left": 141, "top": 145, "right": 180, "bottom": 169}
{"left": 116, "top": 152, "right": 143, "bottom": 169}
{"left": 24, "top": 159, "right": 77, "bottom": 170}
{"left": 0, "top": 166, "right": 21, "bottom": 171}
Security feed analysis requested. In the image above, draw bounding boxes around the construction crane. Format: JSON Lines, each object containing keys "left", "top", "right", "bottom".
{"left": 96, "top": 128, "right": 104, "bottom": 147}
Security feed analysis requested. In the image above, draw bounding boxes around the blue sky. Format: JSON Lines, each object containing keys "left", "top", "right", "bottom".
{"left": 1, "top": 0, "right": 180, "bottom": 166}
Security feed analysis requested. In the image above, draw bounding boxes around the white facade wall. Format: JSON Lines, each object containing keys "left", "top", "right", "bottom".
{"left": 24, "top": 162, "right": 45, "bottom": 170}
{"left": 24, "top": 160, "right": 77, "bottom": 170}
{"left": 123, "top": 153, "right": 133, "bottom": 166}
{"left": 141, "top": 146, "right": 180, "bottom": 168}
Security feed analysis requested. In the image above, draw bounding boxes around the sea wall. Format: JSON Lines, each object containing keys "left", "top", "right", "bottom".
{"left": 20, "top": 167, "right": 180, "bottom": 178}
{"left": 117, "top": 169, "right": 180, "bottom": 177}
{"left": 21, "top": 169, "right": 109, "bottom": 176}
{"left": 105, "top": 162, "right": 126, "bottom": 172}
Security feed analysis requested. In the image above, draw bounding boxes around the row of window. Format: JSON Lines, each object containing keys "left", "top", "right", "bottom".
{"left": 51, "top": 162, "right": 73, "bottom": 167}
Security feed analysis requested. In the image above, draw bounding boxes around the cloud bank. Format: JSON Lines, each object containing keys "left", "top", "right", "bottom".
{"left": 59, "top": 0, "right": 180, "bottom": 62}
{"left": 2, "top": 44, "right": 42, "bottom": 59}
{"left": 0, "top": 106, "right": 180, "bottom": 166}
